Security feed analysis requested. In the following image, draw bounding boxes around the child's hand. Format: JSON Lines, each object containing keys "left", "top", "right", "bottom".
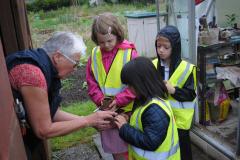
{"left": 119, "top": 113, "right": 130, "bottom": 122}
{"left": 108, "top": 99, "right": 117, "bottom": 111}
{"left": 100, "top": 97, "right": 114, "bottom": 110}
{"left": 164, "top": 80, "right": 176, "bottom": 94}
{"left": 114, "top": 115, "right": 127, "bottom": 129}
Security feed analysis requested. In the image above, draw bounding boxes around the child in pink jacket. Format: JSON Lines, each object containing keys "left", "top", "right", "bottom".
{"left": 86, "top": 12, "right": 138, "bottom": 160}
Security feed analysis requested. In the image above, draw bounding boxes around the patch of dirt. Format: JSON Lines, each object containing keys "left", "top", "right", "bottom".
{"left": 60, "top": 65, "right": 90, "bottom": 105}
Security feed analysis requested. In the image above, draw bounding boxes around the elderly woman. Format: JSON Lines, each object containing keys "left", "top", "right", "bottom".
{"left": 6, "top": 32, "right": 116, "bottom": 159}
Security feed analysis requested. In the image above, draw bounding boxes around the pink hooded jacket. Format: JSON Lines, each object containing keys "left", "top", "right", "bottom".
{"left": 86, "top": 40, "right": 138, "bottom": 107}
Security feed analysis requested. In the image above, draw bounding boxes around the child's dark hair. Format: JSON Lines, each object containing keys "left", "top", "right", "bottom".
{"left": 121, "top": 57, "right": 168, "bottom": 103}
{"left": 91, "top": 12, "right": 124, "bottom": 45}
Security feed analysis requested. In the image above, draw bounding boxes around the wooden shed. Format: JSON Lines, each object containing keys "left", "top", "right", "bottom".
{"left": 0, "top": 0, "right": 48, "bottom": 159}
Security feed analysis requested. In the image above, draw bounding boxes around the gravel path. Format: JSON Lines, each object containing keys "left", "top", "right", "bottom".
{"left": 52, "top": 143, "right": 101, "bottom": 160}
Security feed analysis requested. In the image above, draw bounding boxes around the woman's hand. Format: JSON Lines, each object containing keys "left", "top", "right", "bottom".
{"left": 114, "top": 115, "right": 127, "bottom": 129}
{"left": 86, "top": 111, "right": 117, "bottom": 129}
{"left": 164, "top": 80, "right": 176, "bottom": 94}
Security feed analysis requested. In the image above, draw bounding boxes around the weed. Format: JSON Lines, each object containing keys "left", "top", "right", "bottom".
{"left": 62, "top": 78, "right": 75, "bottom": 90}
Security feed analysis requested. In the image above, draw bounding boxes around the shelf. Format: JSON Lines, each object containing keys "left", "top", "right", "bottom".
{"left": 197, "top": 40, "right": 240, "bottom": 127}
{"left": 198, "top": 39, "right": 240, "bottom": 50}
{"left": 206, "top": 78, "right": 223, "bottom": 85}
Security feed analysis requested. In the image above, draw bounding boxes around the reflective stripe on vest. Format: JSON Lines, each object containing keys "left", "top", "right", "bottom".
{"left": 169, "top": 99, "right": 197, "bottom": 109}
{"left": 129, "top": 98, "right": 180, "bottom": 160}
{"left": 99, "top": 86, "right": 126, "bottom": 96}
{"left": 91, "top": 47, "right": 133, "bottom": 112}
{"left": 176, "top": 62, "right": 190, "bottom": 86}
{"left": 131, "top": 143, "right": 179, "bottom": 160}
{"left": 169, "top": 60, "right": 194, "bottom": 87}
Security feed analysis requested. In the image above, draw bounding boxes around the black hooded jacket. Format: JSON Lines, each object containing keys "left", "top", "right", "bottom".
{"left": 155, "top": 25, "right": 196, "bottom": 101}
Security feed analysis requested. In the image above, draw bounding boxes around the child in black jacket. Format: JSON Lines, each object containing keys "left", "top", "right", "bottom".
{"left": 114, "top": 57, "right": 180, "bottom": 160}
{"left": 153, "top": 25, "right": 197, "bottom": 160}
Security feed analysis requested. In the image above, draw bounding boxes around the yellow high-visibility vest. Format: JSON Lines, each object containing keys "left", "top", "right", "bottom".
{"left": 91, "top": 47, "right": 133, "bottom": 112}
{"left": 129, "top": 98, "right": 180, "bottom": 160}
{"left": 152, "top": 59, "right": 197, "bottom": 129}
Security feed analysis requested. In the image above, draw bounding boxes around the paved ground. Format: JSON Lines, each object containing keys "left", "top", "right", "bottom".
{"left": 93, "top": 133, "right": 214, "bottom": 160}
{"left": 192, "top": 144, "right": 214, "bottom": 160}
{"left": 52, "top": 133, "right": 214, "bottom": 160}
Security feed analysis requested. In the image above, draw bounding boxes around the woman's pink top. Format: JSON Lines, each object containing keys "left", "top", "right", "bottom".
{"left": 86, "top": 40, "right": 138, "bottom": 107}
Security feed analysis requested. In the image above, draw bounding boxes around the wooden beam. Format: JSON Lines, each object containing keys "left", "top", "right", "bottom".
{"left": 0, "top": 0, "right": 32, "bottom": 55}
{"left": 0, "top": 0, "right": 19, "bottom": 54}
{"left": 10, "top": 0, "right": 32, "bottom": 51}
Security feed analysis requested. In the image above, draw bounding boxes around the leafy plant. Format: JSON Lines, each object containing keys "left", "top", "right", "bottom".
{"left": 82, "top": 81, "right": 88, "bottom": 90}
{"left": 27, "top": 0, "right": 71, "bottom": 12}
{"left": 225, "top": 13, "right": 237, "bottom": 27}
{"left": 62, "top": 78, "right": 75, "bottom": 90}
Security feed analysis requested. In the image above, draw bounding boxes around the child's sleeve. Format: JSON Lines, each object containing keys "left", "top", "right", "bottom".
{"left": 119, "top": 104, "right": 169, "bottom": 151}
{"left": 86, "top": 57, "right": 104, "bottom": 106}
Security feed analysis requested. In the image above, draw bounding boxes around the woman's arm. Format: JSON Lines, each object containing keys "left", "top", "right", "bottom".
{"left": 53, "top": 109, "right": 81, "bottom": 121}
{"left": 20, "top": 86, "right": 116, "bottom": 139}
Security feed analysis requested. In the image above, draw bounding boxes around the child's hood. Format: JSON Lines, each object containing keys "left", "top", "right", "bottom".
{"left": 117, "top": 40, "right": 136, "bottom": 50}
{"left": 155, "top": 25, "right": 181, "bottom": 64}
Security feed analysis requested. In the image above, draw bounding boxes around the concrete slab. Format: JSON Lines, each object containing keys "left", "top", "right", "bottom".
{"left": 192, "top": 144, "right": 213, "bottom": 160}
{"left": 93, "top": 133, "right": 213, "bottom": 160}
{"left": 93, "top": 134, "right": 114, "bottom": 160}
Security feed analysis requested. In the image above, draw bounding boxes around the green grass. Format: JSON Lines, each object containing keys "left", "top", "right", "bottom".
{"left": 28, "top": 3, "right": 156, "bottom": 56}
{"left": 50, "top": 101, "right": 97, "bottom": 151}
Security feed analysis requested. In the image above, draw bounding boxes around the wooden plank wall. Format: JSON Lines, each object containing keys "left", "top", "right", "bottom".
{"left": 0, "top": 39, "right": 27, "bottom": 160}
{"left": 0, "top": 0, "right": 50, "bottom": 159}
{"left": 0, "top": 0, "right": 32, "bottom": 55}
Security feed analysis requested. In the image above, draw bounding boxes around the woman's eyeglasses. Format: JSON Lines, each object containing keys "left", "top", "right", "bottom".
{"left": 61, "top": 53, "right": 79, "bottom": 68}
